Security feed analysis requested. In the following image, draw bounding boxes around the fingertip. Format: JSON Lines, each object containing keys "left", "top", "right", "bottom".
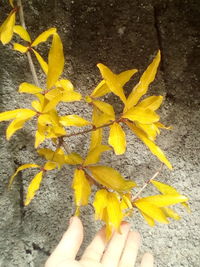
{"left": 141, "top": 252, "right": 154, "bottom": 267}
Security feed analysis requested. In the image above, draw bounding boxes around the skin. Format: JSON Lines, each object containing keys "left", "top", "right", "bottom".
{"left": 45, "top": 217, "right": 154, "bottom": 267}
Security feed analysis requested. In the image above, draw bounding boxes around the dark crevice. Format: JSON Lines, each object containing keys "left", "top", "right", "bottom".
{"left": 153, "top": 5, "right": 165, "bottom": 72}
{"left": 14, "top": 160, "right": 25, "bottom": 221}
{"left": 32, "top": 243, "right": 51, "bottom": 256}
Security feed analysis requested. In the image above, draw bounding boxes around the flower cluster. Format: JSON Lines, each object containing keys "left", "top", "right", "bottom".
{"left": 0, "top": 0, "right": 188, "bottom": 239}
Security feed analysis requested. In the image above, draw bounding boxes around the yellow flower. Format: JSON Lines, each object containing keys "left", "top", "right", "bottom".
{"left": 93, "top": 189, "right": 133, "bottom": 239}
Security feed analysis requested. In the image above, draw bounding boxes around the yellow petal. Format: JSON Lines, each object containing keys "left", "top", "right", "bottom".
{"left": 84, "top": 145, "right": 111, "bottom": 166}
{"left": 6, "top": 110, "right": 36, "bottom": 139}
{"left": 9, "top": 0, "right": 14, "bottom": 7}
{"left": 43, "top": 161, "right": 57, "bottom": 171}
{"left": 56, "top": 79, "right": 74, "bottom": 91}
{"left": 135, "top": 122, "right": 159, "bottom": 141}
{"left": 134, "top": 199, "right": 168, "bottom": 224}
{"left": 37, "top": 148, "right": 54, "bottom": 160}
{"left": 122, "top": 107, "right": 159, "bottom": 124}
{"left": 90, "top": 69, "right": 137, "bottom": 99}
{"left": 72, "top": 169, "right": 91, "bottom": 206}
{"left": 42, "top": 94, "right": 63, "bottom": 113}
{"left": 13, "top": 43, "right": 28, "bottom": 53}
{"left": 0, "top": 109, "right": 34, "bottom": 122}
{"left": 24, "top": 171, "right": 44, "bottom": 206}
{"left": 88, "top": 165, "right": 136, "bottom": 192}
{"left": 65, "top": 153, "right": 83, "bottom": 165}
{"left": 155, "top": 122, "right": 172, "bottom": 130}
{"left": 126, "top": 51, "right": 161, "bottom": 109}
{"left": 93, "top": 100, "right": 115, "bottom": 119}
{"left": 126, "top": 122, "right": 172, "bottom": 169}
{"left": 140, "top": 194, "right": 188, "bottom": 207}
{"left": 13, "top": 25, "right": 31, "bottom": 42}
{"left": 47, "top": 33, "right": 64, "bottom": 89}
{"left": 151, "top": 180, "right": 189, "bottom": 210}
{"left": 9, "top": 163, "right": 41, "bottom": 188}
{"left": 35, "top": 128, "right": 45, "bottom": 148}
{"left": 45, "top": 88, "right": 60, "bottom": 101}
{"left": 106, "top": 192, "right": 123, "bottom": 234}
{"left": 108, "top": 122, "right": 126, "bottom": 155}
{"left": 97, "top": 63, "right": 126, "bottom": 104}
{"left": 32, "top": 49, "right": 48, "bottom": 75}
{"left": 140, "top": 211, "right": 155, "bottom": 226}
{"left": 89, "top": 128, "right": 103, "bottom": 151}
{"left": 0, "top": 12, "right": 16, "bottom": 45}
{"left": 92, "top": 106, "right": 113, "bottom": 127}
{"left": 117, "top": 69, "right": 138, "bottom": 86}
{"left": 31, "top": 100, "right": 43, "bottom": 112}
{"left": 62, "top": 91, "right": 82, "bottom": 102}
{"left": 161, "top": 207, "right": 180, "bottom": 220}
{"left": 31, "top": 28, "right": 57, "bottom": 47}
{"left": 6, "top": 118, "right": 26, "bottom": 140}
{"left": 151, "top": 180, "right": 180, "bottom": 195}
{"left": 90, "top": 80, "right": 110, "bottom": 98}
{"left": 120, "top": 193, "right": 133, "bottom": 210}
{"left": 59, "top": 115, "right": 90, "bottom": 127}
{"left": 137, "top": 96, "right": 163, "bottom": 111}
{"left": 93, "top": 189, "right": 108, "bottom": 220}
{"left": 19, "top": 82, "right": 42, "bottom": 94}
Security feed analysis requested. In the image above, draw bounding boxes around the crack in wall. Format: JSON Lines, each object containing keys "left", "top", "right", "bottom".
{"left": 32, "top": 243, "right": 51, "bottom": 256}
{"left": 153, "top": 4, "right": 165, "bottom": 72}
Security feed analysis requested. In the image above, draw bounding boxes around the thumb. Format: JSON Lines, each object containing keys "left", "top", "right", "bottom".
{"left": 47, "top": 216, "right": 84, "bottom": 264}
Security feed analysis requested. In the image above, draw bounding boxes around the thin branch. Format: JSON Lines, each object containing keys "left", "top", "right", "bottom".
{"left": 17, "top": 0, "right": 40, "bottom": 87}
{"left": 131, "top": 163, "right": 163, "bottom": 202}
{"left": 63, "top": 121, "right": 114, "bottom": 138}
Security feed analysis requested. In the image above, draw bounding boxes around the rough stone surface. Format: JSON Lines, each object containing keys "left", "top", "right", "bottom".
{"left": 0, "top": 0, "right": 199, "bottom": 266}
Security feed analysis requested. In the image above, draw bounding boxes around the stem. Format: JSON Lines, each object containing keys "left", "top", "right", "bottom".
{"left": 63, "top": 121, "right": 114, "bottom": 138}
{"left": 17, "top": 0, "right": 40, "bottom": 87}
{"left": 131, "top": 163, "right": 163, "bottom": 202}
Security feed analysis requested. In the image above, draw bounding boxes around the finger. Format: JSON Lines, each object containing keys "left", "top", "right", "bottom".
{"left": 118, "top": 231, "right": 141, "bottom": 267}
{"left": 141, "top": 252, "right": 154, "bottom": 267}
{"left": 46, "top": 216, "right": 83, "bottom": 265}
{"left": 81, "top": 225, "right": 107, "bottom": 262}
{"left": 101, "top": 222, "right": 131, "bottom": 267}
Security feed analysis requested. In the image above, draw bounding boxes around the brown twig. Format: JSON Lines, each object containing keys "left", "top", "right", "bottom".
{"left": 17, "top": 0, "right": 40, "bottom": 87}
{"left": 131, "top": 163, "right": 164, "bottom": 202}
{"left": 63, "top": 121, "right": 114, "bottom": 138}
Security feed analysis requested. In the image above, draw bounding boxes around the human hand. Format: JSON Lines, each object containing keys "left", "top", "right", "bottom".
{"left": 45, "top": 216, "right": 153, "bottom": 267}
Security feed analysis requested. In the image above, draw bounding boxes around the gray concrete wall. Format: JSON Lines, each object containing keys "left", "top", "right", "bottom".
{"left": 0, "top": 0, "right": 199, "bottom": 266}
